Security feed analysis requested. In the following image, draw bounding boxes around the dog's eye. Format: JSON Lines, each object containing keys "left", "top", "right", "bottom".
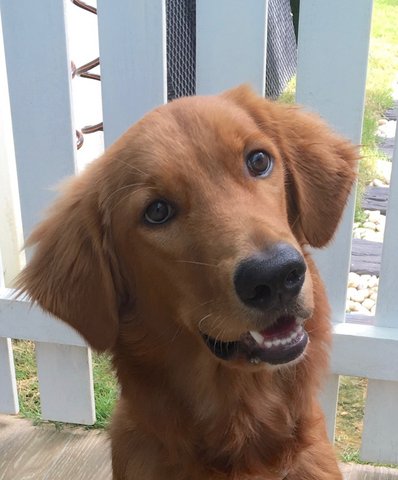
{"left": 144, "top": 200, "right": 174, "bottom": 224}
{"left": 246, "top": 151, "right": 273, "bottom": 177}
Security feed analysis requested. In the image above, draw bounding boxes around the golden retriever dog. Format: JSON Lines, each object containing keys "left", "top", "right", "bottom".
{"left": 18, "top": 85, "right": 357, "bottom": 479}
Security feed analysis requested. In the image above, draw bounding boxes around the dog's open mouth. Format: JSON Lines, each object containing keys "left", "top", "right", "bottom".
{"left": 202, "top": 316, "right": 308, "bottom": 365}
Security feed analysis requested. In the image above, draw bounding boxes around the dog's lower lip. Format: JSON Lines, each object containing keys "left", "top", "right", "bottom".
{"left": 202, "top": 316, "right": 308, "bottom": 365}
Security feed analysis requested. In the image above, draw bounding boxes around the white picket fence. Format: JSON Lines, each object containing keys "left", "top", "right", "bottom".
{"left": 0, "top": 0, "right": 397, "bottom": 465}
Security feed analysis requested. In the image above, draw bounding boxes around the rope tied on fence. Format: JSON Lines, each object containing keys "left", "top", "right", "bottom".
{"left": 71, "top": 0, "right": 103, "bottom": 150}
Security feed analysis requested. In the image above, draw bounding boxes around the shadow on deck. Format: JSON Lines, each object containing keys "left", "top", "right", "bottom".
{"left": 1, "top": 414, "right": 397, "bottom": 479}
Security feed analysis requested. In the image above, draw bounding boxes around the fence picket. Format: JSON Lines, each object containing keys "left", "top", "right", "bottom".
{"left": 0, "top": 0, "right": 76, "bottom": 237}
{"left": 0, "top": 338, "right": 18, "bottom": 414}
{"left": 319, "top": 375, "right": 340, "bottom": 441}
{"left": 0, "top": 0, "right": 95, "bottom": 424}
{"left": 295, "top": 0, "right": 373, "bottom": 442}
{"left": 0, "top": 15, "right": 24, "bottom": 285}
{"left": 361, "top": 121, "right": 398, "bottom": 463}
{"left": 296, "top": 0, "right": 372, "bottom": 323}
{"left": 0, "top": 254, "right": 18, "bottom": 414}
{"left": 97, "top": 0, "right": 167, "bottom": 147}
{"left": 196, "top": 0, "right": 268, "bottom": 96}
{"left": 36, "top": 342, "right": 95, "bottom": 425}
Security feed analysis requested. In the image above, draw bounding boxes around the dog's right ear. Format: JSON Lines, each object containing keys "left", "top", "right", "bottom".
{"left": 16, "top": 164, "right": 119, "bottom": 351}
{"left": 224, "top": 85, "right": 358, "bottom": 248}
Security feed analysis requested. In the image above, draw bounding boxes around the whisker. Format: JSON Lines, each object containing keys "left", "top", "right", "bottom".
{"left": 188, "top": 299, "right": 215, "bottom": 314}
{"left": 176, "top": 260, "right": 219, "bottom": 268}
{"left": 170, "top": 325, "right": 184, "bottom": 344}
{"left": 290, "top": 214, "right": 301, "bottom": 230}
{"left": 115, "top": 159, "right": 147, "bottom": 176}
{"left": 198, "top": 312, "right": 214, "bottom": 333}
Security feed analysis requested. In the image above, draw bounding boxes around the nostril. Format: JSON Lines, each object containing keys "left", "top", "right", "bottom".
{"left": 285, "top": 269, "right": 300, "bottom": 284}
{"left": 248, "top": 284, "right": 272, "bottom": 304}
{"left": 284, "top": 267, "right": 305, "bottom": 290}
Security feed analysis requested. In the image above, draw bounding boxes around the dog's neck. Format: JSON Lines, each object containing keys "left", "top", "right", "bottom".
{"left": 112, "top": 310, "right": 325, "bottom": 478}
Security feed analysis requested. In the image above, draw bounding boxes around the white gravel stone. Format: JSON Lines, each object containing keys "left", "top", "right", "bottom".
{"left": 351, "top": 288, "right": 369, "bottom": 303}
{"left": 348, "top": 272, "right": 361, "bottom": 288}
{"left": 353, "top": 227, "right": 368, "bottom": 239}
{"left": 362, "top": 298, "right": 376, "bottom": 311}
{"left": 347, "top": 287, "right": 358, "bottom": 300}
{"left": 347, "top": 301, "right": 361, "bottom": 312}
{"left": 363, "top": 231, "right": 383, "bottom": 242}
{"left": 369, "top": 291, "right": 378, "bottom": 301}
{"left": 357, "top": 305, "right": 372, "bottom": 315}
{"left": 377, "top": 120, "right": 397, "bottom": 139}
{"left": 376, "top": 159, "right": 392, "bottom": 184}
{"left": 363, "top": 221, "right": 377, "bottom": 230}
{"left": 367, "top": 210, "right": 381, "bottom": 223}
{"left": 358, "top": 277, "right": 371, "bottom": 291}
{"left": 372, "top": 178, "right": 386, "bottom": 187}
{"left": 367, "top": 276, "right": 379, "bottom": 289}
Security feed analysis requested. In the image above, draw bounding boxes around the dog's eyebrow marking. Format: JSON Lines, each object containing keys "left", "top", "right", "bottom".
{"left": 105, "top": 183, "right": 148, "bottom": 203}
{"left": 107, "top": 186, "right": 158, "bottom": 215}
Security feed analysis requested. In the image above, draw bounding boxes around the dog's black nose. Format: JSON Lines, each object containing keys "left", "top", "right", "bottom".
{"left": 234, "top": 243, "right": 306, "bottom": 310}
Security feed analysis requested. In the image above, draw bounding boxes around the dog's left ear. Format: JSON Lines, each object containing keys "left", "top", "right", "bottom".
{"left": 16, "top": 164, "right": 120, "bottom": 351}
{"left": 224, "top": 85, "right": 359, "bottom": 248}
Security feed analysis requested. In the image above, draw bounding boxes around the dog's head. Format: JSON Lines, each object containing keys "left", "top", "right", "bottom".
{"left": 17, "top": 86, "right": 357, "bottom": 368}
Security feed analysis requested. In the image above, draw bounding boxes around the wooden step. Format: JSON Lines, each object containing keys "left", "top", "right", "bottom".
{"left": 351, "top": 238, "right": 382, "bottom": 276}
{"left": 1, "top": 415, "right": 397, "bottom": 479}
{"left": 362, "top": 186, "right": 389, "bottom": 213}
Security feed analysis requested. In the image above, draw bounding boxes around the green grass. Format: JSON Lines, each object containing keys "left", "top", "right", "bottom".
{"left": 335, "top": 376, "right": 367, "bottom": 459}
{"left": 91, "top": 352, "right": 118, "bottom": 428}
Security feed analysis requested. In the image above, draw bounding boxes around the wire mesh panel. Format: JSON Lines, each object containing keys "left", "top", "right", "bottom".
{"left": 265, "top": 0, "right": 297, "bottom": 99}
{"left": 166, "top": 0, "right": 196, "bottom": 100}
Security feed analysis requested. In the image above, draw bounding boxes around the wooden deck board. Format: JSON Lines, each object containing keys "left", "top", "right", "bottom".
{"left": 351, "top": 238, "right": 382, "bottom": 276}
{"left": 362, "top": 186, "right": 389, "bottom": 213}
{"left": 0, "top": 415, "right": 111, "bottom": 480}
{"left": 1, "top": 414, "right": 398, "bottom": 479}
{"left": 341, "top": 463, "right": 398, "bottom": 480}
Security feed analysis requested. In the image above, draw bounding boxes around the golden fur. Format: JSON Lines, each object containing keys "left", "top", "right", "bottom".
{"left": 18, "top": 86, "right": 358, "bottom": 479}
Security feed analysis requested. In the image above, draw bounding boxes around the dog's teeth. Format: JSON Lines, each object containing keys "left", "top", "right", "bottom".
{"left": 264, "top": 340, "right": 273, "bottom": 348}
{"left": 250, "top": 356, "right": 261, "bottom": 365}
{"left": 249, "top": 330, "right": 264, "bottom": 345}
{"left": 280, "top": 338, "right": 288, "bottom": 345}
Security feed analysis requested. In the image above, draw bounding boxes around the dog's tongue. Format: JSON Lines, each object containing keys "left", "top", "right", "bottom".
{"left": 260, "top": 315, "right": 296, "bottom": 338}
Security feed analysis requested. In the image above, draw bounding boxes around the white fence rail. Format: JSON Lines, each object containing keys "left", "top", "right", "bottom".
{"left": 0, "top": 0, "right": 397, "bottom": 464}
